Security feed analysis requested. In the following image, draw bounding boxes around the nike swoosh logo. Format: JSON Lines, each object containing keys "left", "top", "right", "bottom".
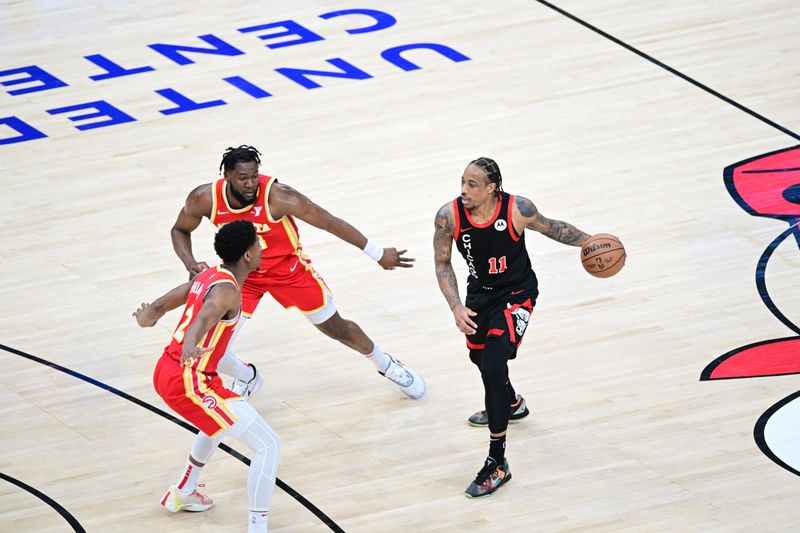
{"left": 511, "top": 290, "right": 524, "bottom": 295}
{"left": 289, "top": 260, "right": 299, "bottom": 272}
{"left": 217, "top": 211, "right": 229, "bottom": 215}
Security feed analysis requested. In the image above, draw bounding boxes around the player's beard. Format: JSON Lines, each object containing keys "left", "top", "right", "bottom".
{"left": 230, "top": 186, "right": 256, "bottom": 207}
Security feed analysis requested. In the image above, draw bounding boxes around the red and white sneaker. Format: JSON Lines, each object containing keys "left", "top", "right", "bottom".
{"left": 160, "top": 484, "right": 214, "bottom": 513}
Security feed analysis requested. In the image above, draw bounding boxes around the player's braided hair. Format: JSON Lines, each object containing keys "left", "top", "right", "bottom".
{"left": 215, "top": 220, "right": 257, "bottom": 264}
{"left": 470, "top": 157, "right": 502, "bottom": 197}
{"left": 219, "top": 145, "right": 262, "bottom": 173}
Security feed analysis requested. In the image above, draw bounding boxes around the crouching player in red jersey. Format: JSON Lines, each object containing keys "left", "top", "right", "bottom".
{"left": 171, "top": 146, "right": 425, "bottom": 401}
{"left": 134, "top": 220, "right": 279, "bottom": 533}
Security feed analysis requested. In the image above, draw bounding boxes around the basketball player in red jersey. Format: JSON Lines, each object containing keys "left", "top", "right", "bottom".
{"left": 171, "top": 146, "right": 425, "bottom": 400}
{"left": 433, "top": 157, "right": 594, "bottom": 498}
{"left": 134, "top": 221, "right": 279, "bottom": 532}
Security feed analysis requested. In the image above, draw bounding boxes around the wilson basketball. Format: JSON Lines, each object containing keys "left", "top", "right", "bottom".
{"left": 581, "top": 234, "right": 626, "bottom": 278}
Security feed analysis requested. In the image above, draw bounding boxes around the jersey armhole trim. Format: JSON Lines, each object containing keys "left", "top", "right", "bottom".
{"left": 210, "top": 180, "right": 221, "bottom": 225}
{"left": 508, "top": 194, "right": 521, "bottom": 241}
{"left": 264, "top": 176, "right": 281, "bottom": 223}
{"left": 451, "top": 199, "right": 461, "bottom": 242}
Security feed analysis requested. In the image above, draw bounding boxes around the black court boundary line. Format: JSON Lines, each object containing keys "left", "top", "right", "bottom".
{"left": 534, "top": 0, "right": 800, "bottom": 142}
{"left": 0, "top": 343, "right": 345, "bottom": 533}
{"left": 0, "top": 472, "right": 86, "bottom": 532}
{"left": 754, "top": 223, "right": 800, "bottom": 335}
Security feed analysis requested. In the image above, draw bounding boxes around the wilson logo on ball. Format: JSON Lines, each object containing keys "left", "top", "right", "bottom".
{"left": 582, "top": 242, "right": 612, "bottom": 256}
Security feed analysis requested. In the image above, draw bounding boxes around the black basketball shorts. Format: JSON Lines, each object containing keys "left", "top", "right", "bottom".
{"left": 465, "top": 288, "right": 536, "bottom": 359}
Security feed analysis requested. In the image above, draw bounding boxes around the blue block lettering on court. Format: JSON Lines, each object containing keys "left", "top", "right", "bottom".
{"left": 149, "top": 35, "right": 246, "bottom": 66}
{"left": 318, "top": 9, "right": 397, "bottom": 34}
{"left": 85, "top": 54, "right": 156, "bottom": 81}
{"left": 0, "top": 116, "right": 48, "bottom": 144}
{"left": 45, "top": 101, "right": 137, "bottom": 131}
{"left": 238, "top": 20, "right": 325, "bottom": 49}
{"left": 156, "top": 88, "right": 228, "bottom": 115}
{"left": 382, "top": 43, "right": 471, "bottom": 71}
{"left": 0, "top": 66, "right": 68, "bottom": 95}
{"left": 223, "top": 77, "right": 273, "bottom": 99}
{"left": 275, "top": 58, "right": 372, "bottom": 89}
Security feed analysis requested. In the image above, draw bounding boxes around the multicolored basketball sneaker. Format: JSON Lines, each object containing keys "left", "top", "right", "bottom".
{"left": 160, "top": 484, "right": 214, "bottom": 512}
{"left": 465, "top": 456, "right": 511, "bottom": 498}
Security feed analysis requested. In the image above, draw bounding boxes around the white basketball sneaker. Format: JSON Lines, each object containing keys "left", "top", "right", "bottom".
{"left": 379, "top": 355, "right": 426, "bottom": 399}
{"left": 231, "top": 363, "right": 263, "bottom": 400}
{"left": 160, "top": 484, "right": 214, "bottom": 513}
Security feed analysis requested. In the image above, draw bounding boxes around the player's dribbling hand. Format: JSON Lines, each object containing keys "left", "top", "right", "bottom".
{"left": 452, "top": 304, "right": 478, "bottom": 335}
{"left": 181, "top": 346, "right": 212, "bottom": 367}
{"left": 378, "top": 248, "right": 416, "bottom": 270}
{"left": 133, "top": 303, "right": 160, "bottom": 327}
{"left": 188, "top": 261, "right": 210, "bottom": 277}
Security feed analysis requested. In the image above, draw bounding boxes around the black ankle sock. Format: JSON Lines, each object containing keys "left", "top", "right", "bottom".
{"left": 489, "top": 435, "right": 506, "bottom": 464}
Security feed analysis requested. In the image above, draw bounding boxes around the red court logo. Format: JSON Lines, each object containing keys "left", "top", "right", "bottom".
{"left": 701, "top": 145, "right": 800, "bottom": 475}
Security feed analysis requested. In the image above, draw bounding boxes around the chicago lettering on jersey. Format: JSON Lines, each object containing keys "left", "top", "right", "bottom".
{"left": 1, "top": 8, "right": 471, "bottom": 146}
{"left": 461, "top": 233, "right": 478, "bottom": 279}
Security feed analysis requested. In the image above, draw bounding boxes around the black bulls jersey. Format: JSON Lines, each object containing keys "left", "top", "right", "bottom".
{"left": 453, "top": 192, "right": 537, "bottom": 305}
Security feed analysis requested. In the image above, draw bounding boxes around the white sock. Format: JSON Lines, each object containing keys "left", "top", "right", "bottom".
{"left": 175, "top": 459, "right": 203, "bottom": 495}
{"left": 367, "top": 343, "right": 391, "bottom": 372}
{"left": 248, "top": 510, "right": 269, "bottom": 532}
{"left": 175, "top": 432, "right": 224, "bottom": 495}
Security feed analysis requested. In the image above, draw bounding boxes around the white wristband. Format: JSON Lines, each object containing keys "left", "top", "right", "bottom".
{"left": 363, "top": 240, "right": 384, "bottom": 262}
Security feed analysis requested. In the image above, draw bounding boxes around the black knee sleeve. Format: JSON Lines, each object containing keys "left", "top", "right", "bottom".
{"left": 480, "top": 341, "right": 512, "bottom": 434}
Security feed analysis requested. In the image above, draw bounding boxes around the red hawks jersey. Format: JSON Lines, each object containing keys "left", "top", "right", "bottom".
{"left": 163, "top": 266, "right": 240, "bottom": 375}
{"left": 209, "top": 174, "right": 306, "bottom": 279}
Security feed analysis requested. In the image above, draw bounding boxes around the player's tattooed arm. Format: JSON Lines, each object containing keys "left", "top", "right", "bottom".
{"left": 434, "top": 203, "right": 478, "bottom": 334}
{"left": 433, "top": 203, "right": 462, "bottom": 310}
{"left": 515, "top": 196, "right": 590, "bottom": 247}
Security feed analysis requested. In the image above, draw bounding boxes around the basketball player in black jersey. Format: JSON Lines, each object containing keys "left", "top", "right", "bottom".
{"left": 433, "top": 157, "right": 592, "bottom": 498}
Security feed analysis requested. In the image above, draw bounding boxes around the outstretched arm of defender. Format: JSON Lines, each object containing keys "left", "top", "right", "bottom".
{"left": 433, "top": 203, "right": 477, "bottom": 334}
{"left": 514, "top": 196, "right": 590, "bottom": 247}
{"left": 171, "top": 184, "right": 213, "bottom": 276}
{"left": 133, "top": 281, "right": 193, "bottom": 327}
{"left": 269, "top": 182, "right": 415, "bottom": 270}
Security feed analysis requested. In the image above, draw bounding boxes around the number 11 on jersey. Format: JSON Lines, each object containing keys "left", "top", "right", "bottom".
{"left": 488, "top": 256, "right": 507, "bottom": 274}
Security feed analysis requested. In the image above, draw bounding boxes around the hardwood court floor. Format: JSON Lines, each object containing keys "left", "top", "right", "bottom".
{"left": 2, "top": 0, "right": 799, "bottom": 531}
